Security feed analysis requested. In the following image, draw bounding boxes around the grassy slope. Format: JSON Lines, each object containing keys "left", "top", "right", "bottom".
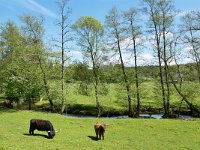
{"left": 0, "top": 110, "right": 200, "bottom": 150}
{"left": 40, "top": 81, "right": 198, "bottom": 114}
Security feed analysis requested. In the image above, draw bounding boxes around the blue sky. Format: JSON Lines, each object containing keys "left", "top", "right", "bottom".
{"left": 1, "top": 0, "right": 200, "bottom": 64}
{"left": 1, "top": 0, "right": 200, "bottom": 36}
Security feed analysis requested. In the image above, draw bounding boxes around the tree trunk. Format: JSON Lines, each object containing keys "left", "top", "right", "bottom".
{"left": 129, "top": 19, "right": 140, "bottom": 117}
{"left": 61, "top": 10, "right": 66, "bottom": 114}
{"left": 169, "top": 74, "right": 200, "bottom": 116}
{"left": 133, "top": 35, "right": 140, "bottom": 117}
{"left": 94, "top": 77, "right": 100, "bottom": 117}
{"left": 153, "top": 23, "right": 167, "bottom": 117}
{"left": 115, "top": 28, "right": 132, "bottom": 117}
{"left": 90, "top": 47, "right": 101, "bottom": 117}
{"left": 163, "top": 26, "right": 171, "bottom": 117}
{"left": 37, "top": 54, "right": 54, "bottom": 111}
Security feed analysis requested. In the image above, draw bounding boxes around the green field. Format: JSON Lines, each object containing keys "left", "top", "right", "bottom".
{"left": 32, "top": 81, "right": 200, "bottom": 116}
{"left": 0, "top": 110, "right": 200, "bottom": 150}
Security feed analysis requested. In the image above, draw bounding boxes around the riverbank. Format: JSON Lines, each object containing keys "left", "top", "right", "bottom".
{"left": 0, "top": 101, "right": 196, "bottom": 119}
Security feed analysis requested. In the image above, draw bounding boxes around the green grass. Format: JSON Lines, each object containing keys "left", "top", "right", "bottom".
{"left": 0, "top": 110, "right": 200, "bottom": 150}
{"left": 65, "top": 81, "right": 199, "bottom": 108}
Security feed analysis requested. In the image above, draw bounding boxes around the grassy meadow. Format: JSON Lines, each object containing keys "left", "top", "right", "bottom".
{"left": 0, "top": 110, "right": 200, "bottom": 150}
{"left": 33, "top": 81, "right": 200, "bottom": 116}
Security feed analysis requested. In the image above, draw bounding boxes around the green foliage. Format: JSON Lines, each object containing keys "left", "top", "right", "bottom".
{"left": 0, "top": 19, "right": 48, "bottom": 107}
{"left": 99, "top": 64, "right": 123, "bottom": 83}
{"left": 78, "top": 82, "right": 92, "bottom": 96}
{"left": 5, "top": 75, "right": 25, "bottom": 101}
{"left": 71, "top": 16, "right": 104, "bottom": 58}
{"left": 20, "top": 15, "right": 44, "bottom": 40}
{"left": 5, "top": 73, "right": 43, "bottom": 103}
{"left": 98, "top": 83, "right": 109, "bottom": 96}
{"left": 49, "top": 85, "right": 62, "bottom": 103}
{"left": 181, "top": 82, "right": 200, "bottom": 104}
{"left": 72, "top": 62, "right": 92, "bottom": 82}
{"left": 72, "top": 16, "right": 103, "bottom": 34}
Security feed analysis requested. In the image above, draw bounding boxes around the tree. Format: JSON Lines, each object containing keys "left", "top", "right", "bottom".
{"left": 55, "top": 0, "right": 72, "bottom": 114}
{"left": 105, "top": 6, "right": 133, "bottom": 117}
{"left": 142, "top": 0, "right": 176, "bottom": 117}
{"left": 0, "top": 21, "right": 25, "bottom": 104}
{"left": 72, "top": 16, "right": 105, "bottom": 117}
{"left": 0, "top": 21, "right": 43, "bottom": 109}
{"left": 123, "top": 7, "right": 142, "bottom": 117}
{"left": 72, "top": 62, "right": 92, "bottom": 95}
{"left": 21, "top": 15, "right": 54, "bottom": 110}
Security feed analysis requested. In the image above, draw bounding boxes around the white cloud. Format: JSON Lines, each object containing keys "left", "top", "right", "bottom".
{"left": 24, "top": 0, "right": 57, "bottom": 18}
{"left": 3, "top": 0, "right": 57, "bottom": 18}
{"left": 140, "top": 53, "right": 154, "bottom": 65}
{"left": 69, "top": 49, "right": 83, "bottom": 61}
{"left": 107, "top": 51, "right": 155, "bottom": 67}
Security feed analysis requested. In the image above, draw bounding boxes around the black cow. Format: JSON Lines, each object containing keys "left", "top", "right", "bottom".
{"left": 29, "top": 119, "right": 55, "bottom": 139}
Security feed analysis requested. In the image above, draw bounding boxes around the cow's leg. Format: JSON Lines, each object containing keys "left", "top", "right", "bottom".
{"left": 29, "top": 127, "right": 34, "bottom": 135}
{"left": 95, "top": 129, "right": 98, "bottom": 139}
{"left": 102, "top": 132, "right": 104, "bottom": 140}
{"left": 48, "top": 131, "right": 52, "bottom": 138}
{"left": 29, "top": 128, "right": 31, "bottom": 134}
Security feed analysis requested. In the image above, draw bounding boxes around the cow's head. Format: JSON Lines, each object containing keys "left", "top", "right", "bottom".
{"left": 48, "top": 130, "right": 55, "bottom": 139}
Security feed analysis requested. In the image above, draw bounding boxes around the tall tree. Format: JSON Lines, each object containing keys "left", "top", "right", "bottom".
{"left": 105, "top": 6, "right": 133, "bottom": 117}
{"left": 21, "top": 15, "right": 54, "bottom": 110}
{"left": 0, "top": 21, "right": 43, "bottom": 109}
{"left": 56, "top": 0, "right": 71, "bottom": 114}
{"left": 72, "top": 16, "right": 104, "bottom": 117}
{"left": 123, "top": 7, "right": 142, "bottom": 117}
{"left": 142, "top": 0, "right": 176, "bottom": 117}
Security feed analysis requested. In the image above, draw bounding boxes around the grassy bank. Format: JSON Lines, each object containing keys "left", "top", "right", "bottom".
{"left": 0, "top": 110, "right": 200, "bottom": 150}
{"left": 1, "top": 81, "right": 199, "bottom": 116}
{"left": 33, "top": 81, "right": 198, "bottom": 116}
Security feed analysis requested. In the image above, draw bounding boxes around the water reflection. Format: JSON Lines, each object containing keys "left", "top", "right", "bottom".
{"left": 65, "top": 113, "right": 192, "bottom": 119}
{"left": 139, "top": 114, "right": 162, "bottom": 119}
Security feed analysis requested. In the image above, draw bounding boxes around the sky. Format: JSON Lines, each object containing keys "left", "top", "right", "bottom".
{"left": 1, "top": 0, "right": 200, "bottom": 65}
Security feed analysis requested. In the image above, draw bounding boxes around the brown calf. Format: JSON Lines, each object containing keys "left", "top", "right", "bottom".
{"left": 94, "top": 123, "right": 106, "bottom": 140}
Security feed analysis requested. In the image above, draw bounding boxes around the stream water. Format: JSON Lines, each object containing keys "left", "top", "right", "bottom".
{"left": 65, "top": 113, "right": 193, "bottom": 119}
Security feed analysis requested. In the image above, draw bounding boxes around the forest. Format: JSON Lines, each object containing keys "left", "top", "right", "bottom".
{"left": 1, "top": 0, "right": 200, "bottom": 118}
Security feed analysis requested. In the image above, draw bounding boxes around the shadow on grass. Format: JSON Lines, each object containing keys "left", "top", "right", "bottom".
{"left": 68, "top": 104, "right": 127, "bottom": 117}
{"left": 88, "top": 136, "right": 99, "bottom": 141}
{"left": 0, "top": 108, "right": 17, "bottom": 113}
{"left": 23, "top": 133, "right": 50, "bottom": 139}
{"left": 67, "top": 104, "right": 98, "bottom": 116}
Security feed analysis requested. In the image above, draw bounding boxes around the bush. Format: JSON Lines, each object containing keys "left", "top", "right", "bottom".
{"left": 5, "top": 75, "right": 25, "bottom": 102}
{"left": 5, "top": 75, "right": 43, "bottom": 104}
{"left": 99, "top": 83, "right": 109, "bottom": 96}
{"left": 78, "top": 82, "right": 91, "bottom": 96}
